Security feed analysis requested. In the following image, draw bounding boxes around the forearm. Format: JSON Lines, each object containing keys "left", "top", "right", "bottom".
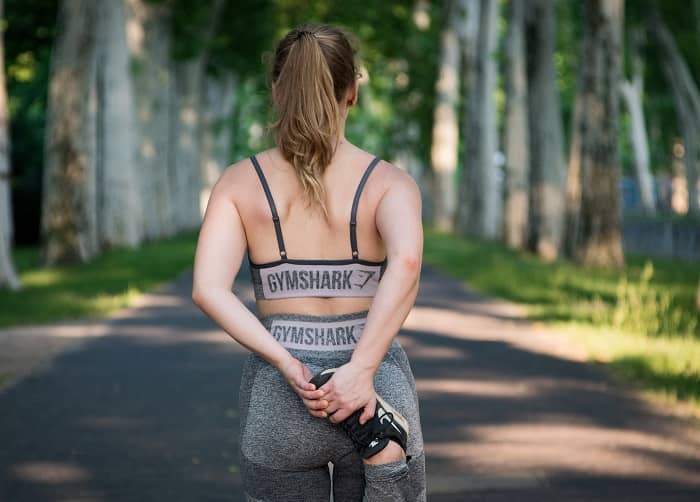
{"left": 192, "top": 287, "right": 293, "bottom": 370}
{"left": 350, "top": 256, "right": 420, "bottom": 374}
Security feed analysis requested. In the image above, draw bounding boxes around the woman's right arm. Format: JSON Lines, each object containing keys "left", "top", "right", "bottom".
{"left": 320, "top": 165, "right": 423, "bottom": 425}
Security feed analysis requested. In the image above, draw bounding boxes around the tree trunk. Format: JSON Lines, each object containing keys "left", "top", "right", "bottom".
{"left": 650, "top": 12, "right": 700, "bottom": 215}
{"left": 575, "top": 0, "right": 625, "bottom": 268}
{"left": 171, "top": 0, "right": 225, "bottom": 231}
{"left": 457, "top": 0, "right": 499, "bottom": 239}
{"left": 565, "top": 58, "right": 584, "bottom": 259}
{"left": 199, "top": 71, "right": 237, "bottom": 214}
{"left": 41, "top": 0, "right": 100, "bottom": 265}
{"left": 126, "top": 0, "right": 175, "bottom": 240}
{"left": 429, "top": 0, "right": 461, "bottom": 231}
{"left": 0, "top": 0, "right": 20, "bottom": 290}
{"left": 525, "top": 0, "right": 566, "bottom": 261}
{"left": 619, "top": 29, "right": 656, "bottom": 215}
{"left": 503, "top": 0, "right": 529, "bottom": 249}
{"left": 94, "top": 0, "right": 142, "bottom": 248}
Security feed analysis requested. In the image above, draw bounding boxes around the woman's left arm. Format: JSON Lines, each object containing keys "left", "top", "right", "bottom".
{"left": 191, "top": 165, "right": 326, "bottom": 416}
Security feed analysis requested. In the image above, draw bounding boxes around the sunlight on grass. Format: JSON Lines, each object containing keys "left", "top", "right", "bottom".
{"left": 1, "top": 232, "right": 198, "bottom": 328}
{"left": 423, "top": 227, "right": 700, "bottom": 416}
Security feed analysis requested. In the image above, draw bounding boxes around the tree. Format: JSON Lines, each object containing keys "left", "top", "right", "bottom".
{"left": 650, "top": 8, "right": 700, "bottom": 215}
{"left": 570, "top": 0, "right": 625, "bottom": 268}
{"left": 170, "top": 0, "right": 226, "bottom": 231}
{"left": 94, "top": 0, "right": 142, "bottom": 248}
{"left": 41, "top": 0, "right": 100, "bottom": 264}
{"left": 525, "top": 0, "right": 566, "bottom": 261}
{"left": 429, "top": 0, "right": 461, "bottom": 231}
{"left": 0, "top": 0, "right": 20, "bottom": 289}
{"left": 127, "top": 0, "right": 175, "bottom": 240}
{"left": 620, "top": 28, "right": 656, "bottom": 215}
{"left": 503, "top": 0, "right": 529, "bottom": 249}
{"left": 457, "top": 0, "right": 499, "bottom": 239}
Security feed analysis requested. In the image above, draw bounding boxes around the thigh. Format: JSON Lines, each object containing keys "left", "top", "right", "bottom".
{"left": 331, "top": 449, "right": 365, "bottom": 502}
{"left": 241, "top": 458, "right": 331, "bottom": 502}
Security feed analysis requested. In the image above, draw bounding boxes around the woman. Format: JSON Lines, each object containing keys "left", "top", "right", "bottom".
{"left": 192, "top": 23, "right": 425, "bottom": 501}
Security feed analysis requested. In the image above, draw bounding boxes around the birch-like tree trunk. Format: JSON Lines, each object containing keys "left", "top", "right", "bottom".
{"left": 41, "top": 0, "right": 100, "bottom": 265}
{"left": 503, "top": 0, "right": 529, "bottom": 249}
{"left": 525, "top": 0, "right": 566, "bottom": 261}
{"left": 429, "top": 0, "right": 461, "bottom": 231}
{"left": 574, "top": 0, "right": 625, "bottom": 268}
{"left": 565, "top": 57, "right": 584, "bottom": 259}
{"left": 171, "top": 0, "right": 225, "bottom": 231}
{"left": 619, "top": 30, "right": 656, "bottom": 215}
{"left": 127, "top": 0, "right": 175, "bottom": 239}
{"left": 457, "top": 0, "right": 499, "bottom": 239}
{"left": 94, "top": 0, "right": 142, "bottom": 248}
{"left": 0, "top": 0, "right": 20, "bottom": 289}
{"left": 651, "top": 12, "right": 700, "bottom": 215}
{"left": 200, "top": 71, "right": 237, "bottom": 214}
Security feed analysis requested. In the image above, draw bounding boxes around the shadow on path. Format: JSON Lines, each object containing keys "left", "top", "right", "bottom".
{"left": 0, "top": 264, "right": 698, "bottom": 501}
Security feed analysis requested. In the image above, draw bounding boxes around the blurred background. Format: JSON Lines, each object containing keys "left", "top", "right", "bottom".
{"left": 0, "top": 0, "right": 699, "bottom": 415}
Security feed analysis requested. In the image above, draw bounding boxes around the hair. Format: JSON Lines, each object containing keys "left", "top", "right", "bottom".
{"left": 270, "top": 23, "right": 359, "bottom": 216}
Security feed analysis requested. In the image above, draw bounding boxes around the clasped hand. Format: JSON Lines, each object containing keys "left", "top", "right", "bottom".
{"left": 279, "top": 358, "right": 376, "bottom": 425}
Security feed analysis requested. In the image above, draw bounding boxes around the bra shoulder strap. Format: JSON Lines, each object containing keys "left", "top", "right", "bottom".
{"left": 349, "top": 157, "right": 381, "bottom": 259}
{"left": 250, "top": 155, "right": 287, "bottom": 260}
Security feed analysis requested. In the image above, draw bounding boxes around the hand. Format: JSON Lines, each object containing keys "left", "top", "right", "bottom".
{"left": 278, "top": 357, "right": 329, "bottom": 418}
{"left": 319, "top": 361, "right": 376, "bottom": 425}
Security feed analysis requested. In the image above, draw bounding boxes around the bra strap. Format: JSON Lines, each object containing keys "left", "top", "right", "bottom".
{"left": 349, "top": 157, "right": 381, "bottom": 259}
{"left": 250, "top": 155, "right": 287, "bottom": 260}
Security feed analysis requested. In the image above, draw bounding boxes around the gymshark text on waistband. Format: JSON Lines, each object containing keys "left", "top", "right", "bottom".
{"left": 268, "top": 318, "right": 366, "bottom": 351}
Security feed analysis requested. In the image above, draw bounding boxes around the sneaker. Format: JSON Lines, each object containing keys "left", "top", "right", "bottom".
{"left": 309, "top": 368, "right": 409, "bottom": 459}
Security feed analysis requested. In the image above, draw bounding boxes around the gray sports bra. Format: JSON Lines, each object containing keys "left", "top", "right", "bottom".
{"left": 248, "top": 155, "right": 387, "bottom": 300}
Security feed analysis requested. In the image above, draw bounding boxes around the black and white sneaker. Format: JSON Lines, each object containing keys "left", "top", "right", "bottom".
{"left": 309, "top": 368, "right": 410, "bottom": 460}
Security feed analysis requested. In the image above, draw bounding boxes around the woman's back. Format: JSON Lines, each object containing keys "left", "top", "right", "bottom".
{"left": 192, "top": 22, "right": 426, "bottom": 501}
{"left": 232, "top": 143, "right": 391, "bottom": 318}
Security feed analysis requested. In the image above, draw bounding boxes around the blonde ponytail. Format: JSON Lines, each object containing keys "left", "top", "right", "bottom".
{"left": 271, "top": 24, "right": 358, "bottom": 216}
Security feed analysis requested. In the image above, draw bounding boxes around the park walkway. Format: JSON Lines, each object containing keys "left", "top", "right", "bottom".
{"left": 0, "top": 262, "right": 699, "bottom": 501}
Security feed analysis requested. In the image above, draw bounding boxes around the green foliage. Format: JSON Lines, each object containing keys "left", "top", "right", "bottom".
{"left": 423, "top": 228, "right": 700, "bottom": 412}
{"left": 5, "top": 0, "right": 57, "bottom": 244}
{"left": 0, "top": 232, "right": 198, "bottom": 328}
{"left": 601, "top": 261, "right": 698, "bottom": 337}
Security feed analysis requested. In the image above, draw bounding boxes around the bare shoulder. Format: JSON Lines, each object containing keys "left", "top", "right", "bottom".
{"left": 374, "top": 160, "right": 422, "bottom": 205}
{"left": 210, "top": 156, "right": 259, "bottom": 203}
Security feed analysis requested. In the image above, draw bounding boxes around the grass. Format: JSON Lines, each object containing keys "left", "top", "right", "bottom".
{"left": 0, "top": 232, "right": 199, "bottom": 328}
{"left": 423, "top": 228, "right": 700, "bottom": 415}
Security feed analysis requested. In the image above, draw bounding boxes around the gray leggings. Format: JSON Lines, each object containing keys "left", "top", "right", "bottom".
{"left": 239, "top": 311, "right": 426, "bottom": 501}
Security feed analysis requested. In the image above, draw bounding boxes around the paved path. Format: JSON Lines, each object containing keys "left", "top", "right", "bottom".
{"left": 1, "top": 263, "right": 699, "bottom": 501}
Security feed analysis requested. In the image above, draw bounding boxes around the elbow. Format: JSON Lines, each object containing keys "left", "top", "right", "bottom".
{"left": 394, "top": 252, "right": 421, "bottom": 283}
{"left": 191, "top": 285, "right": 206, "bottom": 308}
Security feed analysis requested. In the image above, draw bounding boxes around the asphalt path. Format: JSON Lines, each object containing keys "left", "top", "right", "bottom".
{"left": 1, "top": 262, "right": 699, "bottom": 501}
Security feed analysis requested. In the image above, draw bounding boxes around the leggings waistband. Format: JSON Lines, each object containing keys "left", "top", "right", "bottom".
{"left": 259, "top": 311, "right": 369, "bottom": 352}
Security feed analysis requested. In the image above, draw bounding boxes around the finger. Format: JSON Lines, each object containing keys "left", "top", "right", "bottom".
{"left": 303, "top": 398, "right": 329, "bottom": 411}
{"left": 297, "top": 378, "right": 317, "bottom": 392}
{"left": 325, "top": 403, "right": 340, "bottom": 417}
{"left": 297, "top": 388, "right": 325, "bottom": 400}
{"left": 307, "top": 408, "right": 328, "bottom": 419}
{"left": 329, "top": 408, "right": 352, "bottom": 424}
{"left": 359, "top": 399, "right": 376, "bottom": 425}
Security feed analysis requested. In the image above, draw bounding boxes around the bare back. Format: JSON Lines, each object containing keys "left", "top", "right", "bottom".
{"left": 231, "top": 142, "right": 390, "bottom": 318}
